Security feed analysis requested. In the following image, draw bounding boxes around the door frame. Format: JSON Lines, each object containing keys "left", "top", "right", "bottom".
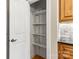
{"left": 47, "top": 0, "right": 57, "bottom": 59}
{"left": 7, "top": 0, "right": 9, "bottom": 59}
{"left": 7, "top": 0, "right": 58, "bottom": 59}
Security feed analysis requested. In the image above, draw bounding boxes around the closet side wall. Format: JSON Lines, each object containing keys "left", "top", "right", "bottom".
{"left": 47, "top": 0, "right": 57, "bottom": 59}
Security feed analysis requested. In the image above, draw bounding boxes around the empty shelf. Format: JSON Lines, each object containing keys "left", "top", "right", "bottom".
{"left": 32, "top": 42, "right": 46, "bottom": 48}
{"left": 32, "top": 33, "right": 46, "bottom": 36}
{"left": 33, "top": 10, "right": 46, "bottom": 15}
{"left": 33, "top": 23, "right": 46, "bottom": 25}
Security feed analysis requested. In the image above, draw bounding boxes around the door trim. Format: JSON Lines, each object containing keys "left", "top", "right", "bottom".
{"left": 7, "top": 0, "right": 9, "bottom": 59}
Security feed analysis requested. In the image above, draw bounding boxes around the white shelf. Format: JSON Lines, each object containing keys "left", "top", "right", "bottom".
{"left": 29, "top": 0, "right": 39, "bottom": 4}
{"left": 32, "top": 33, "right": 46, "bottom": 36}
{"left": 32, "top": 42, "right": 46, "bottom": 48}
{"left": 33, "top": 10, "right": 46, "bottom": 15}
{"left": 60, "top": 35, "right": 71, "bottom": 37}
{"left": 33, "top": 23, "right": 46, "bottom": 25}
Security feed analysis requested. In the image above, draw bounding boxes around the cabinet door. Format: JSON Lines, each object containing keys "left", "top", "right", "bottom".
{"left": 58, "top": 43, "right": 73, "bottom": 59}
{"left": 59, "top": 0, "right": 73, "bottom": 21}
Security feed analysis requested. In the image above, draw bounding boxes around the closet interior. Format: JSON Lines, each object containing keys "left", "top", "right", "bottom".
{"left": 30, "top": 0, "right": 47, "bottom": 59}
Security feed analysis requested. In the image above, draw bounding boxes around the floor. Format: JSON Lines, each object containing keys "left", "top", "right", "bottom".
{"left": 32, "top": 55, "right": 45, "bottom": 59}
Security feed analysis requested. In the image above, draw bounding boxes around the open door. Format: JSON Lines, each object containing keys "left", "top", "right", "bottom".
{"left": 9, "top": 0, "right": 30, "bottom": 59}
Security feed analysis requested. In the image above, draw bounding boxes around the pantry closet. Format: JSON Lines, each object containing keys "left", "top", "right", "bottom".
{"left": 8, "top": 0, "right": 57, "bottom": 59}
{"left": 30, "top": 0, "right": 46, "bottom": 59}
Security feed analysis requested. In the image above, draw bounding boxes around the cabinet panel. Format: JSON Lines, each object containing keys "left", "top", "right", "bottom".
{"left": 59, "top": 0, "right": 73, "bottom": 21}
{"left": 64, "top": 0, "right": 72, "bottom": 17}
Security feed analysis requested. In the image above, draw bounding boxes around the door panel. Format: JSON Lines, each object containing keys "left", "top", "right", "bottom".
{"left": 10, "top": 42, "right": 26, "bottom": 59}
{"left": 13, "top": 43, "right": 26, "bottom": 59}
{"left": 14, "top": 0, "right": 27, "bottom": 34}
{"left": 65, "top": 0, "right": 72, "bottom": 17}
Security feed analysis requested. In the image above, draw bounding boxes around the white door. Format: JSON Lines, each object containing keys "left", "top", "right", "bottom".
{"left": 9, "top": 0, "right": 30, "bottom": 59}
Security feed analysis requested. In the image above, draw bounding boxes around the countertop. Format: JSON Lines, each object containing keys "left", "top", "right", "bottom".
{"left": 57, "top": 36, "right": 73, "bottom": 44}
{"left": 58, "top": 41, "right": 73, "bottom": 45}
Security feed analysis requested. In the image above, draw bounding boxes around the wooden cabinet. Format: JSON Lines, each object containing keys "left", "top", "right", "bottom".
{"left": 58, "top": 42, "right": 73, "bottom": 59}
{"left": 59, "top": 0, "right": 73, "bottom": 21}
